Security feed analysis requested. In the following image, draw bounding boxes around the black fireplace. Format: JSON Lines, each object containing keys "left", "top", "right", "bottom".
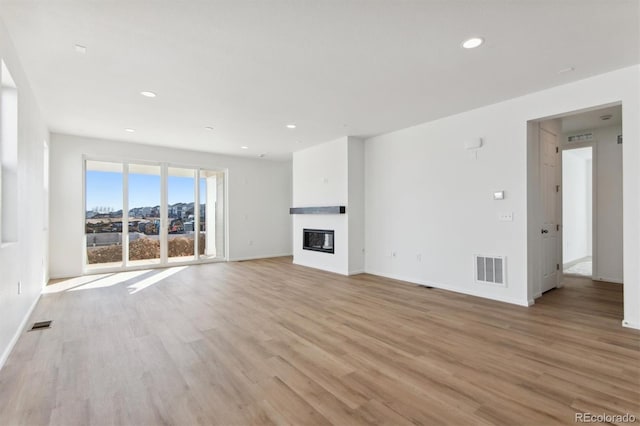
{"left": 303, "top": 229, "right": 335, "bottom": 254}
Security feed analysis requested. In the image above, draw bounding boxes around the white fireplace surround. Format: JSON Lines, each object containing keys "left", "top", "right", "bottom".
{"left": 292, "top": 136, "right": 364, "bottom": 275}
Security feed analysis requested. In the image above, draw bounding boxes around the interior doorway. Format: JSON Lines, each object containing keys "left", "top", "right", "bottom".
{"left": 528, "top": 103, "right": 624, "bottom": 302}
{"left": 562, "top": 146, "right": 593, "bottom": 277}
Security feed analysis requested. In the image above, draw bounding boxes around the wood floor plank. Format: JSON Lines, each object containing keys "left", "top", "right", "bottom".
{"left": 0, "top": 257, "right": 638, "bottom": 425}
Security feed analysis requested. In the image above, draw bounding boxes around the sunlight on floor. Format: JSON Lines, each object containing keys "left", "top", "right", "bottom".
{"left": 44, "top": 267, "right": 187, "bottom": 294}
{"left": 127, "top": 266, "right": 187, "bottom": 294}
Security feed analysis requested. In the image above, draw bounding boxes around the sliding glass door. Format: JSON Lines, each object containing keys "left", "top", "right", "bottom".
{"left": 85, "top": 160, "right": 123, "bottom": 267}
{"left": 84, "top": 159, "right": 226, "bottom": 271}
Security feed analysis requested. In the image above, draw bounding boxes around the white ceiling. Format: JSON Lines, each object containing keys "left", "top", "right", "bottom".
{"left": 0, "top": 0, "right": 638, "bottom": 160}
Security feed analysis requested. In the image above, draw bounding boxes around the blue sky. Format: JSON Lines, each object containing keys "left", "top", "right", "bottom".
{"left": 86, "top": 171, "right": 207, "bottom": 211}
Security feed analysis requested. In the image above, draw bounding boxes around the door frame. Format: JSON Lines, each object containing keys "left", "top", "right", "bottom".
{"left": 527, "top": 101, "right": 622, "bottom": 303}
{"left": 538, "top": 122, "right": 562, "bottom": 295}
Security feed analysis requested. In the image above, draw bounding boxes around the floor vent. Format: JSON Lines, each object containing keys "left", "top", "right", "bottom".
{"left": 475, "top": 255, "right": 506, "bottom": 286}
{"left": 29, "top": 321, "right": 52, "bottom": 331}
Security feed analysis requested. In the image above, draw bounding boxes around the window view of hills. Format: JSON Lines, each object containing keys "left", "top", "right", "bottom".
{"left": 85, "top": 202, "right": 206, "bottom": 235}
{"left": 84, "top": 161, "right": 223, "bottom": 266}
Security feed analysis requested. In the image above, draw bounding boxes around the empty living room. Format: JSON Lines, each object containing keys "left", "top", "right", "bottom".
{"left": 0, "top": 1, "right": 639, "bottom": 425}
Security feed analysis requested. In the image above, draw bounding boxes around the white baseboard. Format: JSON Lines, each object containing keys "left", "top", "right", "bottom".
{"left": 229, "top": 253, "right": 293, "bottom": 262}
{"left": 365, "top": 269, "right": 530, "bottom": 307}
{"left": 593, "top": 276, "right": 623, "bottom": 284}
{"left": 0, "top": 293, "right": 41, "bottom": 371}
{"left": 622, "top": 319, "right": 640, "bottom": 330}
{"left": 348, "top": 269, "right": 365, "bottom": 276}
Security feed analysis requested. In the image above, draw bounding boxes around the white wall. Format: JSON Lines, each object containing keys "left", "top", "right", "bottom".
{"left": 348, "top": 138, "right": 365, "bottom": 274}
{"left": 586, "top": 158, "right": 593, "bottom": 254}
{"left": 593, "top": 125, "right": 623, "bottom": 282}
{"left": 0, "top": 19, "right": 49, "bottom": 369}
{"left": 292, "top": 136, "right": 364, "bottom": 275}
{"left": 49, "top": 133, "right": 292, "bottom": 278}
{"left": 364, "top": 66, "right": 640, "bottom": 329}
{"left": 562, "top": 148, "right": 592, "bottom": 264}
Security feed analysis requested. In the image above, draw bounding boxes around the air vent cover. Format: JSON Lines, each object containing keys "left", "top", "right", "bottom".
{"left": 29, "top": 321, "right": 52, "bottom": 331}
{"left": 475, "top": 255, "right": 506, "bottom": 286}
{"left": 567, "top": 133, "right": 593, "bottom": 143}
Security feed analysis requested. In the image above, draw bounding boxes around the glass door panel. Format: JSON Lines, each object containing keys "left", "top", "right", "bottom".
{"left": 85, "top": 160, "right": 123, "bottom": 268}
{"left": 168, "top": 167, "right": 195, "bottom": 262}
{"left": 128, "top": 164, "right": 161, "bottom": 265}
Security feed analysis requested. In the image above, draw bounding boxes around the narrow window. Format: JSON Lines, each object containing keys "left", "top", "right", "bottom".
{"left": 1, "top": 60, "right": 18, "bottom": 243}
{"left": 199, "top": 169, "right": 225, "bottom": 259}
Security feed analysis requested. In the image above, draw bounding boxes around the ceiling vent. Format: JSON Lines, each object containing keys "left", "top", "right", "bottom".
{"left": 475, "top": 255, "right": 506, "bottom": 286}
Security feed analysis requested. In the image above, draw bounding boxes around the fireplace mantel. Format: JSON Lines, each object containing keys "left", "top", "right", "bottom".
{"left": 289, "top": 206, "right": 346, "bottom": 215}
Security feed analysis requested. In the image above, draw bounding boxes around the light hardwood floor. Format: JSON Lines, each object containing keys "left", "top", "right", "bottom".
{"left": 0, "top": 257, "right": 638, "bottom": 425}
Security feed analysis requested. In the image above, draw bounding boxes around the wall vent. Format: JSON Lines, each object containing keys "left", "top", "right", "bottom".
{"left": 475, "top": 255, "right": 506, "bottom": 286}
{"left": 567, "top": 132, "right": 593, "bottom": 143}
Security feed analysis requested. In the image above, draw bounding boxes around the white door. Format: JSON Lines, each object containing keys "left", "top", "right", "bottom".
{"left": 540, "top": 126, "right": 560, "bottom": 292}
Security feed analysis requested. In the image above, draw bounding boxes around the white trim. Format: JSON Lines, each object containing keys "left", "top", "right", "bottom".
{"left": 0, "top": 293, "right": 40, "bottom": 371}
{"left": 77, "top": 257, "right": 226, "bottom": 278}
{"left": 122, "top": 163, "right": 129, "bottom": 266}
{"left": 231, "top": 253, "right": 293, "bottom": 262}
{"left": 365, "top": 269, "right": 531, "bottom": 307}
{"left": 622, "top": 319, "right": 640, "bottom": 330}
{"left": 348, "top": 269, "right": 365, "bottom": 276}
{"left": 160, "top": 162, "right": 168, "bottom": 264}
{"left": 194, "top": 171, "right": 200, "bottom": 260}
{"left": 593, "top": 276, "right": 624, "bottom": 284}
{"left": 223, "top": 169, "right": 230, "bottom": 261}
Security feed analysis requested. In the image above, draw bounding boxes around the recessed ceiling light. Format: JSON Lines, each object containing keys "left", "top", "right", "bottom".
{"left": 241, "top": 146, "right": 249, "bottom": 149}
{"left": 204, "top": 126, "right": 214, "bottom": 131}
{"left": 558, "top": 67, "right": 575, "bottom": 74}
{"left": 600, "top": 114, "right": 612, "bottom": 121}
{"left": 258, "top": 154, "right": 266, "bottom": 158}
{"left": 125, "top": 128, "right": 136, "bottom": 133}
{"left": 462, "top": 37, "right": 484, "bottom": 49}
{"left": 140, "top": 91, "right": 157, "bottom": 98}
{"left": 74, "top": 44, "right": 87, "bottom": 54}
{"left": 286, "top": 124, "right": 297, "bottom": 129}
